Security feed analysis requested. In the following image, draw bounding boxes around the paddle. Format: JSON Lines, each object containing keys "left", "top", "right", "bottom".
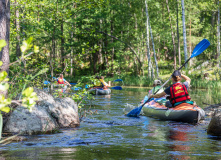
{"left": 111, "top": 86, "right": 122, "bottom": 90}
{"left": 127, "top": 39, "right": 210, "bottom": 117}
{"left": 113, "top": 79, "right": 123, "bottom": 82}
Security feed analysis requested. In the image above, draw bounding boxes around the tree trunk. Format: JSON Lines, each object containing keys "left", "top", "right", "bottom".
{"left": 111, "top": 14, "right": 114, "bottom": 74}
{"left": 181, "top": 0, "right": 188, "bottom": 68}
{"left": 0, "top": 0, "right": 10, "bottom": 73}
{"left": 217, "top": 0, "right": 220, "bottom": 68}
{"left": 15, "top": 0, "right": 21, "bottom": 57}
{"left": 166, "top": 0, "right": 176, "bottom": 70}
{"left": 177, "top": 0, "right": 181, "bottom": 67}
{"left": 147, "top": 8, "right": 159, "bottom": 77}
{"left": 189, "top": 8, "right": 192, "bottom": 66}
{"left": 145, "top": 0, "right": 152, "bottom": 79}
{"left": 61, "top": 20, "right": 65, "bottom": 71}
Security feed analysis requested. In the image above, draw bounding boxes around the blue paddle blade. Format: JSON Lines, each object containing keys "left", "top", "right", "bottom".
{"left": 111, "top": 86, "right": 122, "bottom": 90}
{"left": 44, "top": 81, "right": 50, "bottom": 85}
{"left": 85, "top": 84, "right": 89, "bottom": 89}
{"left": 72, "top": 87, "right": 82, "bottom": 91}
{"left": 127, "top": 105, "right": 143, "bottom": 117}
{"left": 70, "top": 83, "right": 77, "bottom": 85}
{"left": 191, "top": 39, "right": 210, "bottom": 58}
{"left": 113, "top": 79, "right": 123, "bottom": 82}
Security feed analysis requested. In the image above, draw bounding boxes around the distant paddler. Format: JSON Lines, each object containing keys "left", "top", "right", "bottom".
{"left": 148, "top": 80, "right": 164, "bottom": 97}
{"left": 93, "top": 76, "right": 111, "bottom": 89}
{"left": 57, "top": 74, "right": 71, "bottom": 93}
{"left": 99, "top": 76, "right": 111, "bottom": 89}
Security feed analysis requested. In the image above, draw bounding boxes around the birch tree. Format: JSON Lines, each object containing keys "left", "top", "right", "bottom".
{"left": 145, "top": 0, "right": 152, "bottom": 79}
{"left": 217, "top": 0, "right": 220, "bottom": 69}
{"left": 166, "top": 0, "right": 176, "bottom": 70}
{"left": 147, "top": 6, "right": 159, "bottom": 77}
{"left": 181, "top": 0, "right": 188, "bottom": 68}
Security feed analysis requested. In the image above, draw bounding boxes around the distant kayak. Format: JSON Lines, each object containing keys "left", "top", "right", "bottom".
{"left": 142, "top": 100, "right": 205, "bottom": 124}
{"left": 89, "top": 88, "right": 111, "bottom": 95}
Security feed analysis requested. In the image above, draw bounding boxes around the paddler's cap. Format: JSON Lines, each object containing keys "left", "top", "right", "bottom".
{"left": 153, "top": 80, "right": 161, "bottom": 85}
{"left": 172, "top": 70, "right": 181, "bottom": 77}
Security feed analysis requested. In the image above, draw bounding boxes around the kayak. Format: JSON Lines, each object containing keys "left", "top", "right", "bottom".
{"left": 142, "top": 100, "right": 205, "bottom": 124}
{"left": 89, "top": 88, "right": 111, "bottom": 95}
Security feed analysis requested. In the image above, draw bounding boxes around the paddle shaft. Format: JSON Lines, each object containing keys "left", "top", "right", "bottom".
{"left": 141, "top": 57, "right": 192, "bottom": 108}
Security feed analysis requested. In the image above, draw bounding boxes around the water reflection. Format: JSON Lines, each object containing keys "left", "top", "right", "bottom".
{"left": 167, "top": 125, "right": 191, "bottom": 159}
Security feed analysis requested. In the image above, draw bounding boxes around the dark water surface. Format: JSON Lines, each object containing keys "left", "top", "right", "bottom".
{"left": 1, "top": 87, "right": 221, "bottom": 160}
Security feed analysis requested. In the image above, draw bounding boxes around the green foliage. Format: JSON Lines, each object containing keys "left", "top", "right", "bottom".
{"left": 22, "top": 87, "right": 38, "bottom": 111}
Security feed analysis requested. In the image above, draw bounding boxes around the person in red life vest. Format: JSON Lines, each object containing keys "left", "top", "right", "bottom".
{"left": 149, "top": 70, "right": 191, "bottom": 108}
{"left": 57, "top": 74, "right": 71, "bottom": 93}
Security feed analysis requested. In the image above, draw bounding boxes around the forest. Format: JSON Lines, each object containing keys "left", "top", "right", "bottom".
{"left": 1, "top": 1, "right": 221, "bottom": 158}
{"left": 1, "top": 0, "right": 219, "bottom": 81}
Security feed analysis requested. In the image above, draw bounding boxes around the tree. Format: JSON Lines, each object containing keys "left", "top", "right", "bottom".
{"left": 181, "top": 0, "right": 188, "bottom": 68}
{"left": 0, "top": 0, "right": 10, "bottom": 73}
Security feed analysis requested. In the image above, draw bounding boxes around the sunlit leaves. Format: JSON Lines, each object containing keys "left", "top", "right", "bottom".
{"left": 22, "top": 87, "right": 38, "bottom": 111}
{"left": 0, "top": 95, "right": 11, "bottom": 113}
{"left": 0, "top": 40, "right": 6, "bottom": 51}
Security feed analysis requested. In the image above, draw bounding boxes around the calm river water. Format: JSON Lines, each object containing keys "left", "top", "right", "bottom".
{"left": 1, "top": 87, "right": 221, "bottom": 160}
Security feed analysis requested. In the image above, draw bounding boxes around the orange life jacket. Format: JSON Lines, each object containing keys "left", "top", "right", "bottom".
{"left": 57, "top": 78, "right": 65, "bottom": 84}
{"left": 169, "top": 83, "right": 191, "bottom": 105}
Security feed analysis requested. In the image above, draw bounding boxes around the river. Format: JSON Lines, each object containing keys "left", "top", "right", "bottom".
{"left": 0, "top": 87, "right": 221, "bottom": 159}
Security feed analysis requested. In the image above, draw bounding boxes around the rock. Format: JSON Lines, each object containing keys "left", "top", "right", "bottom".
{"left": 3, "top": 105, "right": 58, "bottom": 135}
{"left": 15, "top": 88, "right": 55, "bottom": 104}
{"left": 40, "top": 97, "right": 80, "bottom": 128}
{"left": 204, "top": 103, "right": 221, "bottom": 116}
{"left": 33, "top": 88, "right": 55, "bottom": 103}
{"left": 207, "top": 110, "right": 221, "bottom": 136}
{"left": 4, "top": 88, "right": 79, "bottom": 135}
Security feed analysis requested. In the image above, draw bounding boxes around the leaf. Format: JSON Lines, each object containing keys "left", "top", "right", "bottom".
{"left": 0, "top": 61, "right": 2, "bottom": 67}
{"left": 34, "top": 45, "right": 39, "bottom": 53}
{"left": 20, "top": 41, "right": 28, "bottom": 53}
{"left": 0, "top": 40, "right": 6, "bottom": 51}
{"left": 0, "top": 107, "right": 10, "bottom": 113}
{"left": 22, "top": 87, "right": 34, "bottom": 97}
{"left": 0, "top": 83, "right": 9, "bottom": 91}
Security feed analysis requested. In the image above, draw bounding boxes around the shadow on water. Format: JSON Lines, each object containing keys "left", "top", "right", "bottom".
{"left": 1, "top": 87, "right": 221, "bottom": 159}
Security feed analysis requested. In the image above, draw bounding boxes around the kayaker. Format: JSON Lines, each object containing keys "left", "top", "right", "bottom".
{"left": 148, "top": 79, "right": 164, "bottom": 97}
{"left": 99, "top": 76, "right": 111, "bottom": 89}
{"left": 93, "top": 76, "right": 103, "bottom": 88}
{"left": 149, "top": 70, "right": 191, "bottom": 108}
{"left": 57, "top": 74, "right": 71, "bottom": 92}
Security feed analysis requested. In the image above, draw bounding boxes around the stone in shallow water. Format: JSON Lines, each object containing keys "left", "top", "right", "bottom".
{"left": 207, "top": 110, "right": 221, "bottom": 136}
{"left": 4, "top": 88, "right": 79, "bottom": 135}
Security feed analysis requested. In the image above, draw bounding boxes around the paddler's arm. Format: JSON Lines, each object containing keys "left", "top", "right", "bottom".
{"left": 65, "top": 81, "right": 72, "bottom": 87}
{"left": 149, "top": 91, "right": 167, "bottom": 99}
{"left": 181, "top": 74, "right": 191, "bottom": 86}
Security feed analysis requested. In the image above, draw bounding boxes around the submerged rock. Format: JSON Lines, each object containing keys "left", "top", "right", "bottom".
{"left": 207, "top": 110, "right": 221, "bottom": 136}
{"left": 4, "top": 88, "right": 79, "bottom": 135}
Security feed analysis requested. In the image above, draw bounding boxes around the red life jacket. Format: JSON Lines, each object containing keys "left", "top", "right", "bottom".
{"left": 57, "top": 78, "right": 65, "bottom": 84}
{"left": 169, "top": 83, "right": 191, "bottom": 105}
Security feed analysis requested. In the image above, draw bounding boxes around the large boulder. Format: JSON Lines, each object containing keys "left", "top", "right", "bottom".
{"left": 3, "top": 105, "right": 58, "bottom": 135}
{"left": 207, "top": 110, "right": 221, "bottom": 136}
{"left": 4, "top": 89, "right": 79, "bottom": 135}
